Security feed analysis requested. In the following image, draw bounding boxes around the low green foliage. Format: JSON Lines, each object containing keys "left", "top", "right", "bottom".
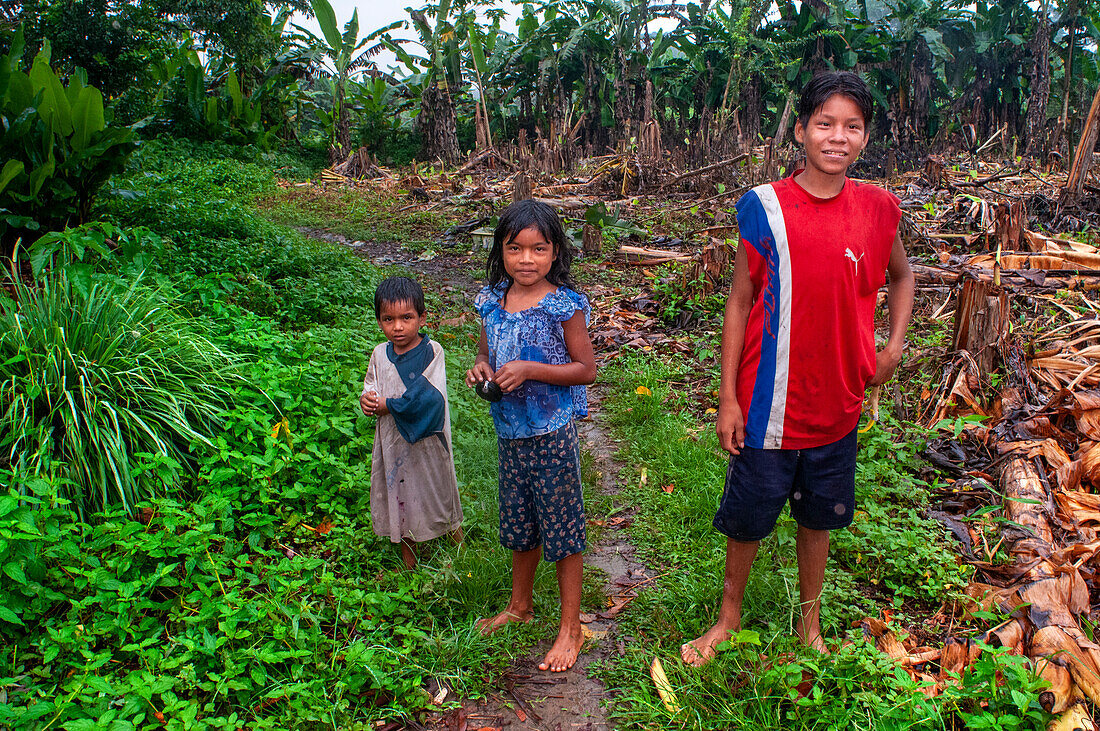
{"left": 100, "top": 139, "right": 377, "bottom": 328}
{"left": 1, "top": 143, "right": 599, "bottom": 727}
{"left": 259, "top": 185, "right": 463, "bottom": 249}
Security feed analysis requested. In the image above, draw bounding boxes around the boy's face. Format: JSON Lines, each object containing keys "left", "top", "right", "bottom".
{"left": 377, "top": 299, "right": 426, "bottom": 353}
{"left": 794, "top": 93, "right": 869, "bottom": 181}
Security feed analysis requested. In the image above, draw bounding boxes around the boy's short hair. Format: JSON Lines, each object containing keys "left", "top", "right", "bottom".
{"left": 797, "top": 71, "right": 874, "bottom": 129}
{"left": 374, "top": 276, "right": 425, "bottom": 318}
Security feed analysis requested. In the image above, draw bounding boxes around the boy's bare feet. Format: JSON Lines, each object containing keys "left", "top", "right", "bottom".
{"left": 476, "top": 607, "right": 533, "bottom": 634}
{"left": 539, "top": 623, "right": 583, "bottom": 672}
{"left": 681, "top": 620, "right": 737, "bottom": 667}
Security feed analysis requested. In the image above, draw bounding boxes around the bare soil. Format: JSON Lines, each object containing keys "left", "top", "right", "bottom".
{"left": 304, "top": 227, "right": 653, "bottom": 731}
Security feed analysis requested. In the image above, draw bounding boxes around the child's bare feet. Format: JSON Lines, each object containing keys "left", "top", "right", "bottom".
{"left": 476, "top": 607, "right": 533, "bottom": 634}
{"left": 680, "top": 621, "right": 737, "bottom": 667}
{"left": 539, "top": 623, "right": 583, "bottom": 672}
{"left": 400, "top": 540, "right": 417, "bottom": 570}
{"left": 799, "top": 629, "right": 828, "bottom": 653}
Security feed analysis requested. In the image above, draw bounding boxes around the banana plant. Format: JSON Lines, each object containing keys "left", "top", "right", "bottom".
{"left": 297, "top": 0, "right": 373, "bottom": 160}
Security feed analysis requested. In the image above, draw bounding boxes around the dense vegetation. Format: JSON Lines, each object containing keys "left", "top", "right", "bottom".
{"left": 3, "top": 0, "right": 1097, "bottom": 166}
{"left": 1, "top": 0, "right": 1097, "bottom": 727}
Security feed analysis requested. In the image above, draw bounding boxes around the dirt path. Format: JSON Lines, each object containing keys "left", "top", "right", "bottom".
{"left": 303, "top": 227, "right": 654, "bottom": 731}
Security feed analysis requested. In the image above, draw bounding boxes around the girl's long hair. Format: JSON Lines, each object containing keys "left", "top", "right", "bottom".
{"left": 487, "top": 200, "right": 578, "bottom": 291}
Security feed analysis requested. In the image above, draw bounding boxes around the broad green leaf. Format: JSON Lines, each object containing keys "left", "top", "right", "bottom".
{"left": 227, "top": 71, "right": 243, "bottom": 117}
{"left": 467, "top": 23, "right": 486, "bottom": 75}
{"left": 204, "top": 96, "right": 219, "bottom": 125}
{"left": 71, "top": 86, "right": 105, "bottom": 151}
{"left": 28, "top": 235, "right": 59, "bottom": 276}
{"left": 0, "top": 160, "right": 24, "bottom": 196}
{"left": 0, "top": 605, "right": 24, "bottom": 625}
{"left": 5, "top": 70, "right": 34, "bottom": 112}
{"left": 310, "top": 0, "right": 343, "bottom": 52}
{"left": 27, "top": 153, "right": 55, "bottom": 198}
{"left": 29, "top": 54, "right": 72, "bottom": 136}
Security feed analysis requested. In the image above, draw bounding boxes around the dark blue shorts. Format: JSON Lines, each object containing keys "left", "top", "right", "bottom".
{"left": 713, "top": 428, "right": 858, "bottom": 542}
{"left": 498, "top": 422, "right": 586, "bottom": 563}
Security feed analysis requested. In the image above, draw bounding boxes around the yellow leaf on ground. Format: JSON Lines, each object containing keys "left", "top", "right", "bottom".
{"left": 650, "top": 657, "right": 681, "bottom": 714}
{"left": 635, "top": 386, "right": 652, "bottom": 396}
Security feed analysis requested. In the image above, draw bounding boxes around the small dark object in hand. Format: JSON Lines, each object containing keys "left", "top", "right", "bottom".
{"left": 475, "top": 380, "right": 503, "bottom": 402}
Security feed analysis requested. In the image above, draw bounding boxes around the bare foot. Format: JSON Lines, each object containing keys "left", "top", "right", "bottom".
{"left": 539, "top": 624, "right": 583, "bottom": 672}
{"left": 802, "top": 633, "right": 828, "bottom": 654}
{"left": 400, "top": 540, "right": 417, "bottom": 570}
{"left": 680, "top": 622, "right": 737, "bottom": 667}
{"left": 476, "top": 608, "right": 533, "bottom": 635}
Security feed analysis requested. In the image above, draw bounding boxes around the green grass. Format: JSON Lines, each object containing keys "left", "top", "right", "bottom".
{"left": 258, "top": 186, "right": 467, "bottom": 250}
{"left": 588, "top": 350, "right": 1049, "bottom": 729}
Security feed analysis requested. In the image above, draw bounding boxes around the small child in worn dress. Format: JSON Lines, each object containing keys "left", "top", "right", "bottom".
{"left": 465, "top": 199, "right": 596, "bottom": 673}
{"left": 360, "top": 276, "right": 463, "bottom": 569}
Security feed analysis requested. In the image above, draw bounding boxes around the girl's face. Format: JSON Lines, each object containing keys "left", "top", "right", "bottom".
{"left": 503, "top": 226, "right": 555, "bottom": 287}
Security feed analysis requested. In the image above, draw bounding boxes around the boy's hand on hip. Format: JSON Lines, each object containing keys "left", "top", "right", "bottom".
{"left": 717, "top": 402, "right": 746, "bottom": 455}
{"left": 869, "top": 344, "right": 903, "bottom": 387}
{"left": 493, "top": 361, "right": 530, "bottom": 393}
{"left": 465, "top": 361, "right": 494, "bottom": 387}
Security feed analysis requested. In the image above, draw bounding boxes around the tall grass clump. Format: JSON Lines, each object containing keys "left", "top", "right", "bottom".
{"left": 0, "top": 272, "right": 235, "bottom": 516}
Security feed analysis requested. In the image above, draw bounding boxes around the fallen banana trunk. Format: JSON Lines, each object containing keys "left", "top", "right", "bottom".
{"left": 1031, "top": 625, "right": 1100, "bottom": 706}
{"left": 1036, "top": 657, "right": 1079, "bottom": 714}
{"left": 1048, "top": 702, "right": 1096, "bottom": 731}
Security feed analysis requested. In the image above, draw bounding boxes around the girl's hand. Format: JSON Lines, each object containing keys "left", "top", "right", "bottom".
{"left": 493, "top": 361, "right": 532, "bottom": 393}
{"left": 466, "top": 326, "right": 494, "bottom": 387}
{"left": 465, "top": 361, "right": 495, "bottom": 387}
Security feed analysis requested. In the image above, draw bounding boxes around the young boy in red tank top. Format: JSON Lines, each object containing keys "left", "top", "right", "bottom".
{"left": 682, "top": 71, "right": 915, "bottom": 665}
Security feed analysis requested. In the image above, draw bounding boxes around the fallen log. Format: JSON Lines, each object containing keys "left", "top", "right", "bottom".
{"left": 659, "top": 154, "right": 749, "bottom": 190}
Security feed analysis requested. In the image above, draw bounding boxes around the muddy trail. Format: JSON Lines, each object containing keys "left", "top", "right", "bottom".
{"left": 302, "top": 228, "right": 654, "bottom": 731}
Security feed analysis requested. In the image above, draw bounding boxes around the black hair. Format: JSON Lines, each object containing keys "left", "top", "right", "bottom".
{"left": 796, "top": 71, "right": 874, "bottom": 129}
{"left": 373, "top": 276, "right": 425, "bottom": 318}
{"left": 487, "top": 199, "right": 578, "bottom": 290}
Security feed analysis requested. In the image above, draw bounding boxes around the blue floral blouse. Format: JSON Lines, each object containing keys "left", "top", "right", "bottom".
{"left": 475, "top": 283, "right": 591, "bottom": 439}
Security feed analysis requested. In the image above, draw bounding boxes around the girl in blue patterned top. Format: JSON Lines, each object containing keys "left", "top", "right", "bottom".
{"left": 465, "top": 199, "right": 596, "bottom": 673}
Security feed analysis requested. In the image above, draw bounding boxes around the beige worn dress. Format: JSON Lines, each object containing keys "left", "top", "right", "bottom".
{"left": 363, "top": 337, "right": 463, "bottom": 543}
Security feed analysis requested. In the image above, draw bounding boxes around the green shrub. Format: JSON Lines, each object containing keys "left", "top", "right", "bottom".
{"left": 0, "top": 271, "right": 235, "bottom": 516}
{"left": 0, "top": 29, "right": 137, "bottom": 253}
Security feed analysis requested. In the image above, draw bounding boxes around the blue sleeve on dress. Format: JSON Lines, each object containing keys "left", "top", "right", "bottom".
{"left": 544, "top": 287, "right": 591, "bottom": 326}
{"left": 387, "top": 378, "right": 445, "bottom": 444}
{"left": 475, "top": 284, "right": 502, "bottom": 319}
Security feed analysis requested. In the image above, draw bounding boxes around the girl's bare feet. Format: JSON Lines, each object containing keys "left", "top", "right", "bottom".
{"left": 476, "top": 607, "right": 533, "bottom": 634}
{"left": 680, "top": 621, "right": 737, "bottom": 667}
{"left": 538, "top": 623, "right": 583, "bottom": 672}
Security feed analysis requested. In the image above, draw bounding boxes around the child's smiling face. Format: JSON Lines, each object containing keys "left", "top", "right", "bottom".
{"left": 503, "top": 226, "right": 555, "bottom": 288}
{"left": 377, "top": 299, "right": 426, "bottom": 354}
{"left": 794, "top": 93, "right": 869, "bottom": 182}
